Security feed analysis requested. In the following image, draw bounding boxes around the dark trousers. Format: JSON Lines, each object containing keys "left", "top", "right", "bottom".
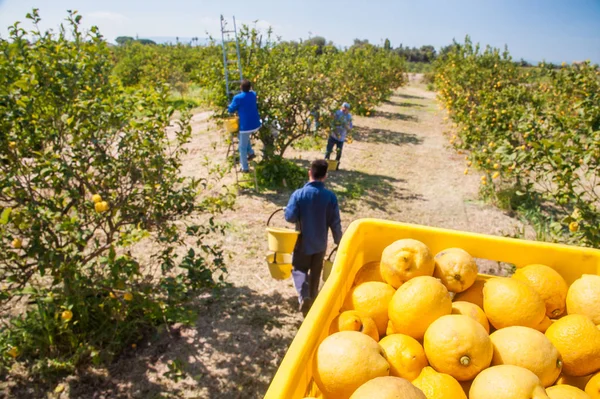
{"left": 292, "top": 250, "right": 326, "bottom": 303}
{"left": 325, "top": 136, "right": 344, "bottom": 161}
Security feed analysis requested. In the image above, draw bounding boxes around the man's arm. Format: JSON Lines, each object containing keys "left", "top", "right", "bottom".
{"left": 284, "top": 192, "right": 300, "bottom": 223}
{"left": 328, "top": 195, "right": 343, "bottom": 245}
{"left": 227, "top": 95, "right": 239, "bottom": 114}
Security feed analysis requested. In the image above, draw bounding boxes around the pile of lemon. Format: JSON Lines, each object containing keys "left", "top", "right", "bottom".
{"left": 306, "top": 239, "right": 600, "bottom": 399}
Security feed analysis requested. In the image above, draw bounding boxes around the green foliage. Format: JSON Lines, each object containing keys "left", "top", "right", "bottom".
{"left": 0, "top": 10, "right": 231, "bottom": 377}
{"left": 435, "top": 36, "right": 600, "bottom": 247}
{"left": 255, "top": 157, "right": 307, "bottom": 190}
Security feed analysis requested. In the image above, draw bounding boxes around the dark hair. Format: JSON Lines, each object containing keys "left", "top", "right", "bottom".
{"left": 241, "top": 79, "right": 252, "bottom": 92}
{"left": 311, "top": 159, "right": 328, "bottom": 180}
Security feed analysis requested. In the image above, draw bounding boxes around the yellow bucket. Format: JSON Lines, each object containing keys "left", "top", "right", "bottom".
{"left": 326, "top": 160, "right": 338, "bottom": 171}
{"left": 267, "top": 227, "right": 300, "bottom": 253}
{"left": 224, "top": 117, "right": 239, "bottom": 133}
{"left": 266, "top": 252, "right": 293, "bottom": 280}
{"left": 322, "top": 246, "right": 338, "bottom": 282}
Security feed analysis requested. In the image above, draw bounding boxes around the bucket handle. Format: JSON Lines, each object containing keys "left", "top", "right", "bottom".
{"left": 267, "top": 207, "right": 285, "bottom": 227}
{"left": 327, "top": 246, "right": 338, "bottom": 262}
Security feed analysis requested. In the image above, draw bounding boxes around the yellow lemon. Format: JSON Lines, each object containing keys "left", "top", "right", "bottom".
{"left": 433, "top": 248, "right": 478, "bottom": 293}
{"left": 8, "top": 141, "right": 17, "bottom": 150}
{"left": 95, "top": 201, "right": 109, "bottom": 213}
{"left": 388, "top": 276, "right": 452, "bottom": 340}
{"left": 123, "top": 292, "right": 133, "bottom": 301}
{"left": 454, "top": 279, "right": 485, "bottom": 309}
{"left": 483, "top": 278, "right": 550, "bottom": 331}
{"left": 586, "top": 372, "right": 600, "bottom": 398}
{"left": 350, "top": 376, "right": 426, "bottom": 399}
{"left": 545, "top": 314, "right": 600, "bottom": 377}
{"left": 567, "top": 274, "right": 600, "bottom": 324}
{"left": 490, "top": 326, "right": 562, "bottom": 387}
{"left": 452, "top": 301, "right": 490, "bottom": 333}
{"left": 353, "top": 261, "right": 384, "bottom": 285}
{"left": 314, "top": 331, "right": 389, "bottom": 399}
{"left": 330, "top": 311, "right": 380, "bottom": 342}
{"left": 469, "top": 365, "right": 549, "bottom": 399}
{"left": 546, "top": 385, "right": 591, "bottom": 399}
{"left": 380, "top": 239, "right": 434, "bottom": 289}
{"left": 413, "top": 366, "right": 467, "bottom": 399}
{"left": 91, "top": 194, "right": 102, "bottom": 203}
{"left": 512, "top": 264, "right": 568, "bottom": 318}
{"left": 342, "top": 281, "right": 395, "bottom": 336}
{"left": 569, "top": 222, "right": 580, "bottom": 232}
{"left": 61, "top": 310, "right": 73, "bottom": 322}
{"left": 11, "top": 238, "right": 22, "bottom": 249}
{"left": 7, "top": 347, "right": 19, "bottom": 358}
{"left": 424, "top": 314, "right": 493, "bottom": 381}
{"left": 379, "top": 334, "right": 428, "bottom": 381}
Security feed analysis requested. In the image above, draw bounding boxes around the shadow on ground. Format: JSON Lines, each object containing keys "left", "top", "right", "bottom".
{"left": 384, "top": 99, "right": 426, "bottom": 108}
{"left": 374, "top": 111, "right": 419, "bottom": 122}
{"left": 353, "top": 126, "right": 423, "bottom": 146}
{"left": 394, "top": 93, "right": 426, "bottom": 100}
{"left": 327, "top": 168, "right": 425, "bottom": 214}
{"left": 7, "top": 287, "right": 300, "bottom": 399}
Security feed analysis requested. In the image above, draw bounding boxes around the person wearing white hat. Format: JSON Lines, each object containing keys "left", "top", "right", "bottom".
{"left": 324, "top": 102, "right": 353, "bottom": 169}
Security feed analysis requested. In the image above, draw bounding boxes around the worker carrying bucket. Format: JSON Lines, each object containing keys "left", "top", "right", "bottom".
{"left": 283, "top": 159, "right": 343, "bottom": 317}
{"left": 324, "top": 102, "right": 353, "bottom": 170}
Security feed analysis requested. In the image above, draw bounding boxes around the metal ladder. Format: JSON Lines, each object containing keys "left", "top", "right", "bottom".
{"left": 220, "top": 15, "right": 258, "bottom": 193}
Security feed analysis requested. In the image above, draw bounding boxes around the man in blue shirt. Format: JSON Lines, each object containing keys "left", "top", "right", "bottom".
{"left": 227, "top": 80, "right": 262, "bottom": 173}
{"left": 284, "top": 160, "right": 343, "bottom": 316}
{"left": 324, "top": 102, "right": 353, "bottom": 169}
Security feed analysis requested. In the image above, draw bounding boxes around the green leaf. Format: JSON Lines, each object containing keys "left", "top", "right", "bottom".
{"left": 0, "top": 208, "right": 11, "bottom": 225}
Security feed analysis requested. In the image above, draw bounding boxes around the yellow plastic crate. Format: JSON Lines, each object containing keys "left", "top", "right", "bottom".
{"left": 264, "top": 218, "right": 600, "bottom": 399}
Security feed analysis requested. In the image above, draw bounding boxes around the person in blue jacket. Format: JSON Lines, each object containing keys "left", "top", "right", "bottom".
{"left": 324, "top": 102, "right": 353, "bottom": 169}
{"left": 284, "top": 159, "right": 343, "bottom": 316}
{"left": 227, "top": 79, "right": 262, "bottom": 173}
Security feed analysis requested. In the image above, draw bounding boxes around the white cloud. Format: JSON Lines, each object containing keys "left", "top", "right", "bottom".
{"left": 87, "top": 11, "right": 128, "bottom": 23}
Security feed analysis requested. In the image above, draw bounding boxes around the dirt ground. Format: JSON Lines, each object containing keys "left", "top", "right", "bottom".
{"left": 6, "top": 76, "right": 526, "bottom": 398}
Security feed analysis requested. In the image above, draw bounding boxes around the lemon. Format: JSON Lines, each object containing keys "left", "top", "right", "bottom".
{"left": 123, "top": 292, "right": 133, "bottom": 301}
{"left": 11, "top": 238, "right": 22, "bottom": 249}
{"left": 342, "top": 281, "right": 395, "bottom": 336}
{"left": 329, "top": 311, "right": 380, "bottom": 342}
{"left": 380, "top": 239, "right": 434, "bottom": 288}
{"left": 7, "top": 347, "right": 19, "bottom": 358}
{"left": 454, "top": 279, "right": 485, "bottom": 309}
{"left": 412, "top": 366, "right": 467, "bottom": 399}
{"left": 512, "top": 264, "right": 568, "bottom": 318}
{"left": 469, "top": 365, "right": 549, "bottom": 399}
{"left": 353, "top": 261, "right": 384, "bottom": 285}
{"left": 483, "top": 278, "right": 550, "bottom": 331}
{"left": 92, "top": 194, "right": 102, "bottom": 203}
{"left": 569, "top": 222, "right": 580, "bottom": 232}
{"left": 433, "top": 248, "right": 478, "bottom": 293}
{"left": 388, "top": 276, "right": 452, "bottom": 340}
{"left": 379, "top": 334, "right": 428, "bottom": 381}
{"left": 61, "top": 310, "right": 73, "bottom": 322}
{"left": 350, "top": 376, "right": 426, "bottom": 399}
{"left": 545, "top": 314, "right": 600, "bottom": 377}
{"left": 546, "top": 385, "right": 591, "bottom": 399}
{"left": 424, "top": 314, "right": 493, "bottom": 381}
{"left": 566, "top": 274, "right": 600, "bottom": 324}
{"left": 586, "top": 372, "right": 600, "bottom": 398}
{"left": 451, "top": 301, "right": 490, "bottom": 333}
{"left": 95, "top": 201, "right": 109, "bottom": 213}
{"left": 490, "top": 326, "right": 562, "bottom": 387}
{"left": 314, "top": 331, "right": 389, "bottom": 399}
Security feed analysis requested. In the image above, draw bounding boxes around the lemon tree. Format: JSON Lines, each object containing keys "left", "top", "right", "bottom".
{"left": 0, "top": 10, "right": 231, "bottom": 376}
{"left": 434, "top": 37, "right": 600, "bottom": 247}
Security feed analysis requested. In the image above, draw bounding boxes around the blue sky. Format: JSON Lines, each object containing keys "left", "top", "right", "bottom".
{"left": 1, "top": 0, "right": 599, "bottom": 64}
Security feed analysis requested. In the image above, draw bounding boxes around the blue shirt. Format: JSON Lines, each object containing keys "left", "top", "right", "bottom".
{"left": 284, "top": 181, "right": 343, "bottom": 255}
{"left": 227, "top": 91, "right": 262, "bottom": 133}
{"left": 330, "top": 109, "right": 353, "bottom": 142}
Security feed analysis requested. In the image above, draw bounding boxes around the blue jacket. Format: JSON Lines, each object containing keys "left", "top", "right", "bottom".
{"left": 228, "top": 91, "right": 262, "bottom": 133}
{"left": 284, "top": 181, "right": 343, "bottom": 255}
